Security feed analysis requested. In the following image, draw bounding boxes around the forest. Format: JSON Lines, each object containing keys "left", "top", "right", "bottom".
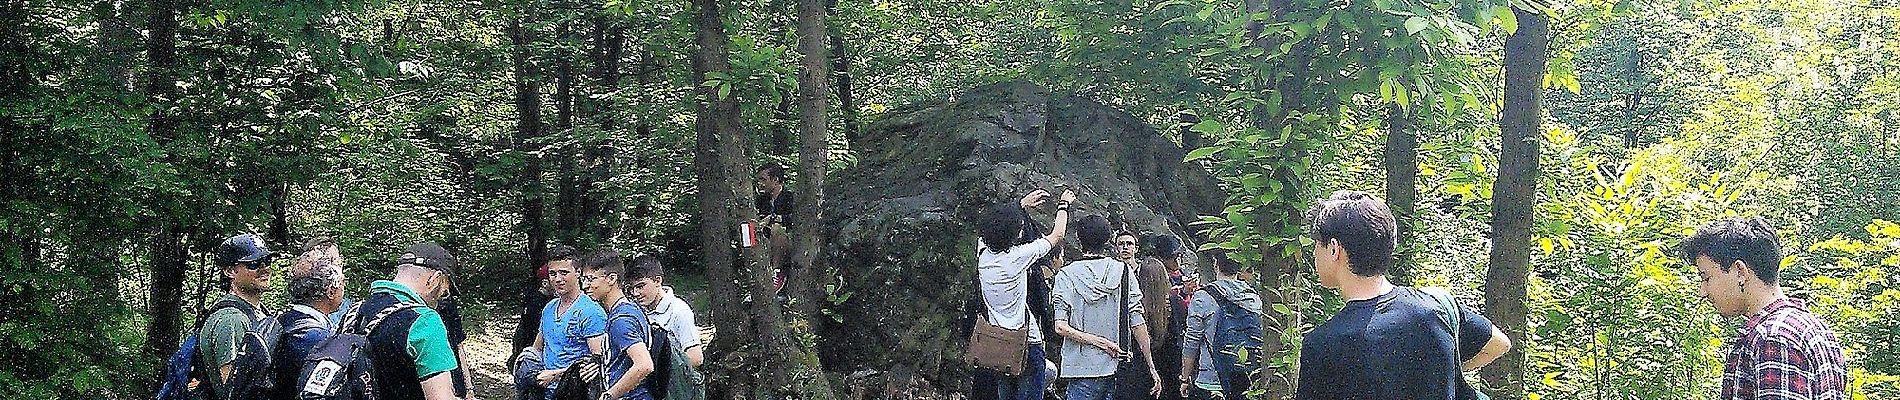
{"left": 2, "top": 0, "right": 1898, "bottom": 398}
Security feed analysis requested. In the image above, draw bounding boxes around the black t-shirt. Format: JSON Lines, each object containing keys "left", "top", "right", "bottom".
{"left": 755, "top": 190, "right": 795, "bottom": 225}
{"left": 1295, "top": 287, "right": 1495, "bottom": 400}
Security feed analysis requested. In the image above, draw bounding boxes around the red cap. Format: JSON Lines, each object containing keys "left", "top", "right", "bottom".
{"left": 537, "top": 263, "right": 550, "bottom": 280}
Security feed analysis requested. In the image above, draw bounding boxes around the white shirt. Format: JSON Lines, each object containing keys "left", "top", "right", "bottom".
{"left": 647, "top": 286, "right": 703, "bottom": 350}
{"left": 977, "top": 238, "right": 1052, "bottom": 344}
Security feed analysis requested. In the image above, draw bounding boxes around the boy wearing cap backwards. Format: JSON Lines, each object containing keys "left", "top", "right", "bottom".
{"left": 199, "top": 234, "right": 278, "bottom": 400}
{"left": 357, "top": 243, "right": 462, "bottom": 400}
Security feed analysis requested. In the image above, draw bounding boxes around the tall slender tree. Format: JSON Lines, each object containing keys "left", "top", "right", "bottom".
{"left": 506, "top": 0, "right": 552, "bottom": 360}
{"left": 787, "top": 0, "right": 831, "bottom": 325}
{"left": 140, "top": 0, "right": 190, "bottom": 389}
{"left": 1483, "top": 4, "right": 1550, "bottom": 399}
{"left": 1384, "top": 103, "right": 1417, "bottom": 284}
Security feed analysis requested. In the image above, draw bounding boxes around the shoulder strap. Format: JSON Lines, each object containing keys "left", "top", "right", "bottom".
{"left": 1117, "top": 259, "right": 1131, "bottom": 349}
{"left": 365, "top": 302, "right": 426, "bottom": 335}
{"left": 345, "top": 301, "right": 425, "bottom": 336}
{"left": 1419, "top": 287, "right": 1464, "bottom": 357}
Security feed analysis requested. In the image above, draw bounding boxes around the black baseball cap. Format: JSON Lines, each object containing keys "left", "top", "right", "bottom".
{"left": 400, "top": 242, "right": 459, "bottom": 295}
{"left": 398, "top": 242, "right": 457, "bottom": 275}
{"left": 215, "top": 234, "right": 274, "bottom": 268}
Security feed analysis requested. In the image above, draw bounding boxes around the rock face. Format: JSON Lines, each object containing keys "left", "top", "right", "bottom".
{"left": 816, "top": 81, "right": 1227, "bottom": 396}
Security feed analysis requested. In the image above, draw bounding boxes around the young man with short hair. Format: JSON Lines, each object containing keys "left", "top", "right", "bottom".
{"left": 1178, "top": 252, "right": 1260, "bottom": 399}
{"left": 357, "top": 242, "right": 462, "bottom": 400}
{"left": 533, "top": 253, "right": 609, "bottom": 398}
{"left": 198, "top": 234, "right": 276, "bottom": 400}
{"left": 1682, "top": 217, "right": 1846, "bottom": 400}
{"left": 1297, "top": 190, "right": 1511, "bottom": 400}
{"left": 582, "top": 250, "right": 657, "bottom": 400}
{"left": 1122, "top": 230, "right": 1179, "bottom": 400}
{"left": 1053, "top": 214, "right": 1159, "bottom": 400}
{"left": 627, "top": 255, "right": 704, "bottom": 368}
{"left": 976, "top": 189, "right": 1075, "bottom": 400}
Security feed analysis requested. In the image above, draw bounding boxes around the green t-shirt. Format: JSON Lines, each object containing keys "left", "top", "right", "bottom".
{"left": 368, "top": 280, "right": 459, "bottom": 379}
{"left": 197, "top": 294, "right": 261, "bottom": 397}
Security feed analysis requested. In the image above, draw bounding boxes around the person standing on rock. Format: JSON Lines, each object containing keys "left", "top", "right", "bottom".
{"left": 1054, "top": 215, "right": 1160, "bottom": 400}
{"left": 976, "top": 188, "right": 1075, "bottom": 400}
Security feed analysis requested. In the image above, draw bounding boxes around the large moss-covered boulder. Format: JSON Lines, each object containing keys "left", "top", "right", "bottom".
{"left": 816, "top": 81, "right": 1226, "bottom": 397}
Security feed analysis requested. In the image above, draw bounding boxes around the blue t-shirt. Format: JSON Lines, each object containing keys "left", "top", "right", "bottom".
{"left": 605, "top": 298, "right": 654, "bottom": 400}
{"left": 1295, "top": 287, "right": 1495, "bottom": 400}
{"left": 540, "top": 295, "right": 608, "bottom": 370}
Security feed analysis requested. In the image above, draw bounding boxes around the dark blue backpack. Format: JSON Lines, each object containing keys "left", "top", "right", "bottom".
{"left": 154, "top": 298, "right": 254, "bottom": 400}
{"left": 1206, "top": 288, "right": 1263, "bottom": 399}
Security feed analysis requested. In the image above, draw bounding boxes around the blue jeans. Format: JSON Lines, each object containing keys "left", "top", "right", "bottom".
{"left": 1066, "top": 376, "right": 1115, "bottom": 400}
{"left": 997, "top": 344, "right": 1047, "bottom": 400}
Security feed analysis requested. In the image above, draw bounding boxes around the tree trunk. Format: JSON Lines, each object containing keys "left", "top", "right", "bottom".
{"left": 1384, "top": 103, "right": 1417, "bottom": 285}
{"left": 554, "top": 22, "right": 581, "bottom": 244}
{"left": 507, "top": 3, "right": 552, "bottom": 362}
{"left": 1482, "top": 5, "right": 1548, "bottom": 400}
{"left": 690, "top": 0, "right": 752, "bottom": 369}
{"left": 141, "top": 0, "right": 187, "bottom": 394}
{"left": 588, "top": 15, "right": 625, "bottom": 241}
{"left": 1244, "top": 0, "right": 1314, "bottom": 397}
{"left": 691, "top": 0, "right": 835, "bottom": 396}
{"left": 772, "top": 96, "right": 794, "bottom": 156}
{"left": 787, "top": 0, "right": 831, "bottom": 328}
{"left": 828, "top": 0, "right": 857, "bottom": 144}
{"left": 1179, "top": 110, "right": 1202, "bottom": 150}
{"left": 270, "top": 181, "right": 290, "bottom": 247}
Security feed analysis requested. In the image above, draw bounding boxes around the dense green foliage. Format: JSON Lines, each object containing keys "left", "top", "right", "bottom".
{"left": 1, "top": 0, "right": 1896, "bottom": 398}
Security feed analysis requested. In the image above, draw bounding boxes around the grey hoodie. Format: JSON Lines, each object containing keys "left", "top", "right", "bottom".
{"left": 1051, "top": 256, "right": 1145, "bottom": 378}
{"left": 1181, "top": 278, "right": 1264, "bottom": 388}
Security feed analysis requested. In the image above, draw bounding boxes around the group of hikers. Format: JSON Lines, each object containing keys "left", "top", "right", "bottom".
{"left": 153, "top": 234, "right": 707, "bottom": 400}
{"left": 968, "top": 188, "right": 1850, "bottom": 400}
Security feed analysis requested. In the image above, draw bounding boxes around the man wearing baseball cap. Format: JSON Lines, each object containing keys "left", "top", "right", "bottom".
{"left": 198, "top": 233, "right": 278, "bottom": 400}
{"left": 356, "top": 242, "right": 462, "bottom": 400}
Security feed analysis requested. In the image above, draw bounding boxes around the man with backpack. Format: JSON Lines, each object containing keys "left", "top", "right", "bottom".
{"left": 353, "top": 242, "right": 463, "bottom": 400}
{"left": 197, "top": 234, "right": 278, "bottom": 400}
{"left": 248, "top": 253, "right": 347, "bottom": 399}
{"left": 1052, "top": 214, "right": 1160, "bottom": 400}
{"left": 581, "top": 250, "right": 656, "bottom": 400}
{"left": 1295, "top": 191, "right": 1512, "bottom": 400}
{"left": 1177, "top": 252, "right": 1260, "bottom": 400}
{"left": 627, "top": 254, "right": 708, "bottom": 399}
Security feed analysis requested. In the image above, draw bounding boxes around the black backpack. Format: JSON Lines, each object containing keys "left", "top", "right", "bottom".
{"left": 549, "top": 355, "right": 606, "bottom": 400}
{"left": 294, "top": 302, "right": 422, "bottom": 400}
{"left": 228, "top": 310, "right": 325, "bottom": 400}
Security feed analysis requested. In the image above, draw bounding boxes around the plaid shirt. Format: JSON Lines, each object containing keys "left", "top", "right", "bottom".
{"left": 1721, "top": 297, "right": 1848, "bottom": 400}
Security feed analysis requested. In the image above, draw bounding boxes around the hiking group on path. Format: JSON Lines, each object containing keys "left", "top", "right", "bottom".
{"left": 146, "top": 163, "right": 1847, "bottom": 400}
{"left": 154, "top": 236, "right": 709, "bottom": 400}
{"left": 967, "top": 186, "right": 1848, "bottom": 400}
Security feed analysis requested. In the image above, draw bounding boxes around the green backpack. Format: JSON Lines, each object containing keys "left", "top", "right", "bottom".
{"left": 645, "top": 322, "right": 705, "bottom": 400}
{"left": 1420, "top": 287, "right": 1491, "bottom": 400}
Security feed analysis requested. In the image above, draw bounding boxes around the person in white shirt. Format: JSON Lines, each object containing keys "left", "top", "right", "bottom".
{"left": 628, "top": 255, "right": 704, "bottom": 368}
{"left": 977, "top": 188, "right": 1076, "bottom": 400}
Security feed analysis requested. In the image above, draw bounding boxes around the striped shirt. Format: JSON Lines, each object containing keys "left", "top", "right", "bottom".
{"left": 1721, "top": 297, "right": 1847, "bottom": 400}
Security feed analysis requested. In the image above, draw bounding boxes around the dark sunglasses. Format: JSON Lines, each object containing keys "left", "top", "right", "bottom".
{"left": 240, "top": 256, "right": 275, "bottom": 271}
